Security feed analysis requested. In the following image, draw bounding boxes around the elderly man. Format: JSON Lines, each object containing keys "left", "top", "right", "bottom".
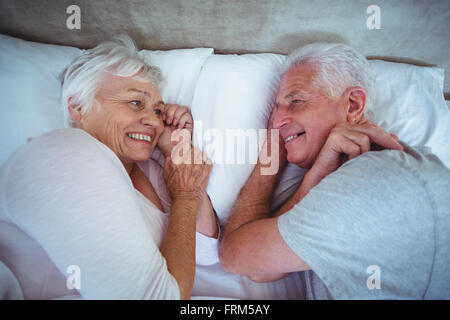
{"left": 219, "top": 43, "right": 450, "bottom": 299}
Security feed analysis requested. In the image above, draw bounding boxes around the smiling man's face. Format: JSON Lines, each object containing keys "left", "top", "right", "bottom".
{"left": 273, "top": 63, "right": 347, "bottom": 168}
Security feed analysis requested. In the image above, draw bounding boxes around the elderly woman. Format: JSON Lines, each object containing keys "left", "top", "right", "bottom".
{"left": 0, "top": 36, "right": 217, "bottom": 299}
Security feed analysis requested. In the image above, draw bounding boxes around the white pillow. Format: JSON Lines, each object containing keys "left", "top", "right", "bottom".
{"left": 0, "top": 34, "right": 81, "bottom": 165}
{"left": 191, "top": 54, "right": 450, "bottom": 224}
{"left": 190, "top": 53, "right": 286, "bottom": 224}
{"left": 0, "top": 34, "right": 213, "bottom": 165}
{"left": 141, "top": 48, "right": 213, "bottom": 106}
{"left": 367, "top": 60, "right": 450, "bottom": 166}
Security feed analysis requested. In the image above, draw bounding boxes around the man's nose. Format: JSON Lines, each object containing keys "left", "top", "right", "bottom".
{"left": 272, "top": 106, "right": 291, "bottom": 129}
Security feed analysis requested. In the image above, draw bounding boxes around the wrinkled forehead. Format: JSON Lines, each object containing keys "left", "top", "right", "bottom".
{"left": 96, "top": 72, "right": 160, "bottom": 97}
{"left": 276, "top": 64, "right": 318, "bottom": 100}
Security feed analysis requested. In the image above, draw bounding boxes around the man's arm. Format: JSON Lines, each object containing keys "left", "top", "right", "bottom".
{"left": 219, "top": 161, "right": 313, "bottom": 278}
{"left": 219, "top": 124, "right": 311, "bottom": 278}
{"left": 219, "top": 122, "right": 403, "bottom": 280}
{"left": 220, "top": 118, "right": 287, "bottom": 242}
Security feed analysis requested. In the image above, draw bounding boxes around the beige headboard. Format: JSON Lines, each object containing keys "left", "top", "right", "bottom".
{"left": 1, "top": 0, "right": 449, "bottom": 97}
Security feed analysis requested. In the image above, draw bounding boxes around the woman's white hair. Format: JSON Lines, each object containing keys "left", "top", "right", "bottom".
{"left": 280, "top": 43, "right": 375, "bottom": 111}
{"left": 61, "top": 35, "right": 163, "bottom": 127}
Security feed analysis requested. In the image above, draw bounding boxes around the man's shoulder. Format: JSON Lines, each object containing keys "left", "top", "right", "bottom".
{"left": 341, "top": 142, "right": 449, "bottom": 180}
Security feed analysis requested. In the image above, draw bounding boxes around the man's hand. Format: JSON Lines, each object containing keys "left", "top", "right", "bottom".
{"left": 158, "top": 104, "right": 194, "bottom": 158}
{"left": 307, "top": 121, "right": 403, "bottom": 187}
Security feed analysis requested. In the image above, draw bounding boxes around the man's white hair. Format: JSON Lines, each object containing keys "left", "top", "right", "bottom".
{"left": 280, "top": 43, "right": 375, "bottom": 111}
{"left": 61, "top": 35, "right": 163, "bottom": 127}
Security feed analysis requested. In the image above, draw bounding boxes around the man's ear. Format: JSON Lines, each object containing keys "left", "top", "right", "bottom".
{"left": 345, "top": 86, "right": 367, "bottom": 123}
{"left": 67, "top": 97, "right": 83, "bottom": 125}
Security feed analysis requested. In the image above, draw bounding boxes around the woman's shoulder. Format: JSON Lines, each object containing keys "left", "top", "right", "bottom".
{"left": 1, "top": 128, "right": 126, "bottom": 186}
{"left": 22, "top": 128, "right": 119, "bottom": 164}
{"left": 35, "top": 128, "right": 105, "bottom": 151}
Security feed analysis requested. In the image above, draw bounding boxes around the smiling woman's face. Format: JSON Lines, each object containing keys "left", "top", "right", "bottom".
{"left": 72, "top": 72, "right": 164, "bottom": 170}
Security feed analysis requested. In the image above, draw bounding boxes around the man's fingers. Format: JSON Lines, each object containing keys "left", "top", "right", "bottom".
{"left": 363, "top": 124, "right": 403, "bottom": 150}
{"left": 343, "top": 123, "right": 403, "bottom": 151}
{"left": 267, "top": 106, "right": 278, "bottom": 129}
{"left": 331, "top": 133, "right": 362, "bottom": 160}
{"left": 340, "top": 130, "right": 371, "bottom": 155}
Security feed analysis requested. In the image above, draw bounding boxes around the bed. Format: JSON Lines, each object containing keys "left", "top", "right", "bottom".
{"left": 0, "top": 0, "right": 449, "bottom": 300}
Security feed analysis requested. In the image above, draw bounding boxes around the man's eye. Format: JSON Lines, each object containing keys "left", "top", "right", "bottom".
{"left": 290, "top": 100, "right": 305, "bottom": 109}
{"left": 130, "top": 100, "right": 142, "bottom": 107}
{"left": 154, "top": 108, "right": 162, "bottom": 116}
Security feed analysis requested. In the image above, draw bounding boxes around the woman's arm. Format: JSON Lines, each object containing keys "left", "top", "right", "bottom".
{"left": 158, "top": 104, "right": 219, "bottom": 239}
{"left": 197, "top": 195, "right": 219, "bottom": 238}
{"left": 160, "top": 146, "right": 212, "bottom": 299}
{"left": 2, "top": 129, "right": 183, "bottom": 299}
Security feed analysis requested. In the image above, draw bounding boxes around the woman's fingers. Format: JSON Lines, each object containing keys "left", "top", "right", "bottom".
{"left": 203, "top": 152, "right": 212, "bottom": 165}
{"left": 163, "top": 104, "right": 193, "bottom": 130}
{"left": 172, "top": 106, "right": 189, "bottom": 127}
{"left": 163, "top": 145, "right": 212, "bottom": 201}
{"left": 177, "top": 112, "right": 193, "bottom": 129}
{"left": 193, "top": 147, "right": 203, "bottom": 165}
{"left": 164, "top": 104, "right": 177, "bottom": 125}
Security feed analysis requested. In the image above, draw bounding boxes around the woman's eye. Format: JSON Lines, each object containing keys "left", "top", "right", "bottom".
{"left": 154, "top": 109, "right": 162, "bottom": 116}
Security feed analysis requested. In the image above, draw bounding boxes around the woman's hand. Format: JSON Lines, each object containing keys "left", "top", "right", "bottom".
{"left": 163, "top": 146, "right": 212, "bottom": 204}
{"left": 307, "top": 121, "right": 403, "bottom": 187}
{"left": 158, "top": 104, "right": 194, "bottom": 158}
{"left": 160, "top": 145, "right": 212, "bottom": 300}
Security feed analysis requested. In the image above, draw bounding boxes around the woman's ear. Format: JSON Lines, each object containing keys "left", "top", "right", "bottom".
{"left": 67, "top": 97, "right": 83, "bottom": 126}
{"left": 345, "top": 86, "right": 367, "bottom": 124}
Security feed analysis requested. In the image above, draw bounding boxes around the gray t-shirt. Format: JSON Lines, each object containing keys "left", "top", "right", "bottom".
{"left": 278, "top": 143, "right": 450, "bottom": 299}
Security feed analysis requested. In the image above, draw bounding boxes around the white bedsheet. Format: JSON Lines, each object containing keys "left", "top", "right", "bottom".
{"left": 193, "top": 263, "right": 305, "bottom": 300}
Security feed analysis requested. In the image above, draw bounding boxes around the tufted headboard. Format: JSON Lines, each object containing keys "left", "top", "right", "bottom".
{"left": 0, "top": 0, "right": 449, "bottom": 97}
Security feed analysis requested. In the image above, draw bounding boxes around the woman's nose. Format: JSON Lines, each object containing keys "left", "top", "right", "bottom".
{"left": 140, "top": 109, "right": 162, "bottom": 127}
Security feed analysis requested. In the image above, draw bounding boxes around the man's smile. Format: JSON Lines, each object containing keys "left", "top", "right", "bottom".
{"left": 284, "top": 131, "right": 305, "bottom": 143}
